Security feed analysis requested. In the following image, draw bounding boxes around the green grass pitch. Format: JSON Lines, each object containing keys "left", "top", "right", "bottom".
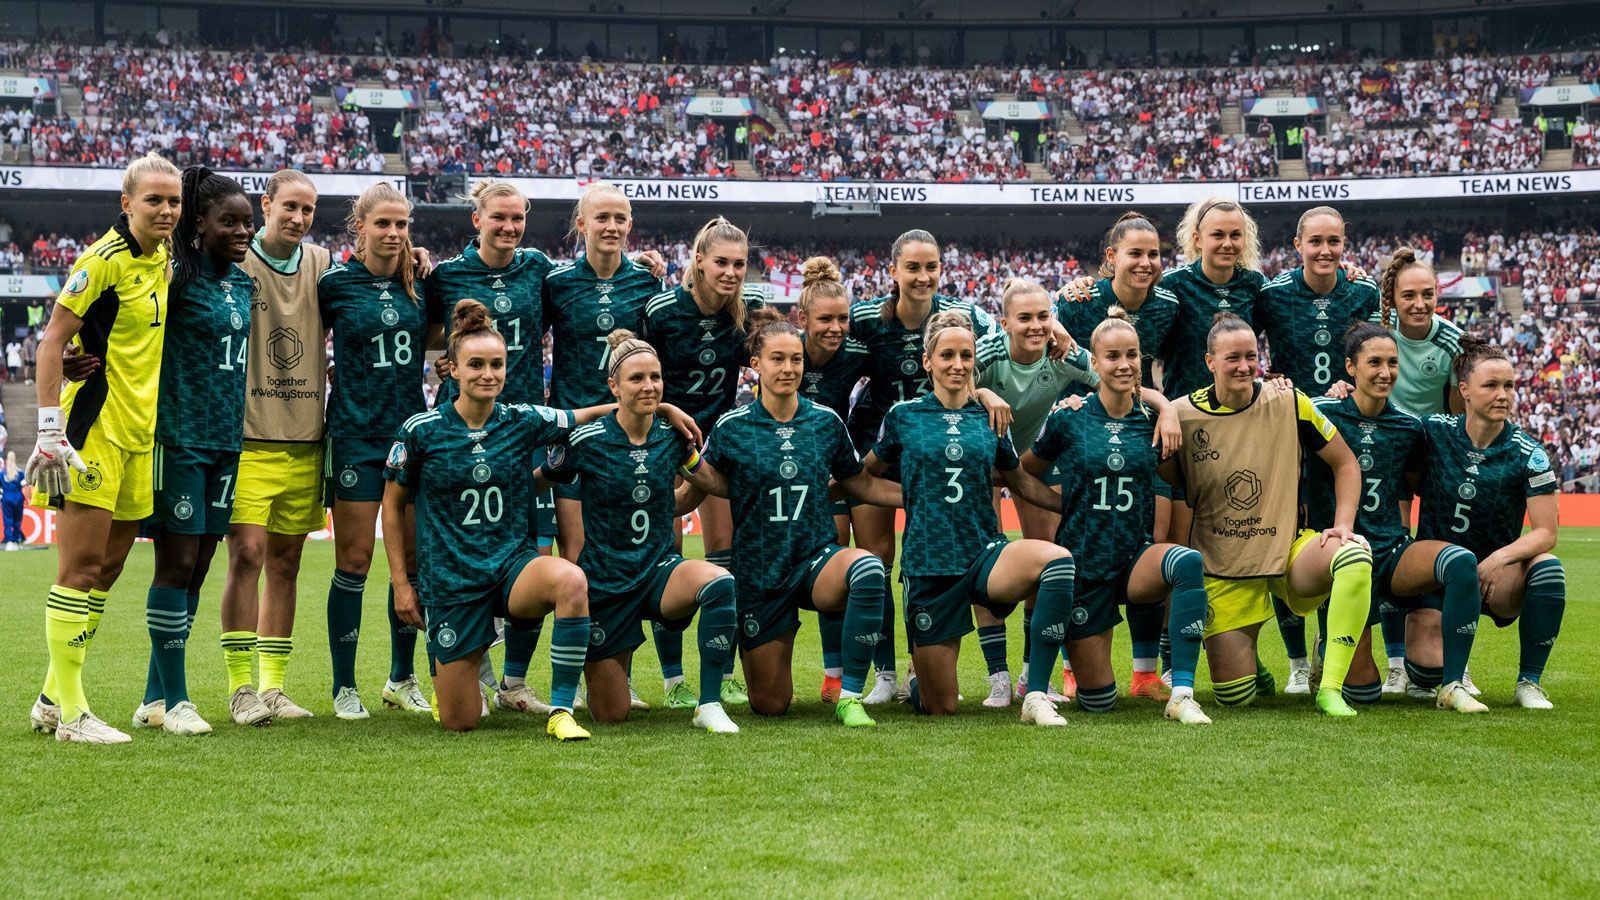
{"left": 2, "top": 531, "right": 1597, "bottom": 896}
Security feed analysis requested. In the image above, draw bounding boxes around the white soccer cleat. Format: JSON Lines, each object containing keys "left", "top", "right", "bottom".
{"left": 383, "top": 678, "right": 432, "bottom": 715}
{"left": 1164, "top": 694, "right": 1213, "bottom": 725}
{"left": 692, "top": 702, "right": 739, "bottom": 734}
{"left": 493, "top": 684, "right": 551, "bottom": 714}
{"left": 573, "top": 680, "right": 588, "bottom": 711}
{"left": 1019, "top": 691, "right": 1067, "bottom": 726}
{"left": 1013, "top": 673, "right": 1069, "bottom": 703}
{"left": 1382, "top": 665, "right": 1408, "bottom": 695}
{"left": 30, "top": 695, "right": 60, "bottom": 734}
{"left": 132, "top": 699, "right": 165, "bottom": 729}
{"left": 260, "top": 688, "right": 313, "bottom": 719}
{"left": 161, "top": 701, "right": 213, "bottom": 736}
{"left": 1436, "top": 681, "right": 1488, "bottom": 714}
{"left": 983, "top": 671, "right": 1013, "bottom": 708}
{"left": 55, "top": 712, "right": 132, "bottom": 744}
{"left": 1284, "top": 662, "right": 1312, "bottom": 696}
{"left": 629, "top": 688, "right": 650, "bottom": 711}
{"left": 333, "top": 686, "right": 370, "bottom": 721}
{"left": 1514, "top": 679, "right": 1553, "bottom": 710}
{"left": 894, "top": 663, "right": 914, "bottom": 702}
{"left": 1405, "top": 682, "right": 1438, "bottom": 701}
{"left": 863, "top": 671, "right": 897, "bottom": 705}
{"left": 230, "top": 686, "right": 273, "bottom": 727}
{"left": 1462, "top": 667, "right": 1483, "bottom": 697}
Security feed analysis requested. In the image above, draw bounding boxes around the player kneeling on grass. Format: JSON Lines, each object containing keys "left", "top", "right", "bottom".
{"left": 862, "top": 310, "right": 1076, "bottom": 725}
{"left": 1021, "top": 309, "right": 1212, "bottom": 725}
{"left": 540, "top": 330, "right": 739, "bottom": 734}
{"left": 381, "top": 299, "right": 700, "bottom": 739}
{"left": 1161, "top": 312, "right": 1375, "bottom": 717}
{"left": 677, "top": 309, "right": 902, "bottom": 728}
{"left": 1414, "top": 336, "right": 1564, "bottom": 710}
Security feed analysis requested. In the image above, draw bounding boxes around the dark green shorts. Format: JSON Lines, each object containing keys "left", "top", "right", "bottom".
{"left": 587, "top": 555, "right": 691, "bottom": 661}
{"left": 1151, "top": 470, "right": 1173, "bottom": 501}
{"left": 424, "top": 545, "right": 542, "bottom": 665}
{"left": 150, "top": 443, "right": 240, "bottom": 536}
{"left": 902, "top": 538, "right": 1009, "bottom": 647}
{"left": 1070, "top": 546, "right": 1149, "bottom": 639}
{"left": 738, "top": 543, "right": 849, "bottom": 651}
{"left": 328, "top": 436, "right": 389, "bottom": 503}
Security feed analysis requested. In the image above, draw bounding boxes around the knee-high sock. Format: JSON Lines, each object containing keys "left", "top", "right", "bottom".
{"left": 84, "top": 588, "right": 108, "bottom": 653}
{"left": 703, "top": 549, "right": 733, "bottom": 679}
{"left": 44, "top": 586, "right": 90, "bottom": 720}
{"left": 221, "top": 631, "right": 257, "bottom": 694}
{"left": 977, "top": 624, "right": 1008, "bottom": 676}
{"left": 146, "top": 586, "right": 190, "bottom": 707}
{"left": 1026, "top": 557, "right": 1076, "bottom": 695}
{"left": 1125, "top": 600, "right": 1163, "bottom": 672}
{"left": 694, "top": 575, "right": 737, "bottom": 705}
{"left": 257, "top": 636, "right": 292, "bottom": 692}
{"left": 1378, "top": 602, "right": 1409, "bottom": 663}
{"left": 547, "top": 615, "right": 590, "bottom": 712}
{"left": 653, "top": 620, "right": 685, "bottom": 681}
{"left": 1518, "top": 559, "right": 1566, "bottom": 684}
{"left": 1163, "top": 547, "right": 1207, "bottom": 692}
{"left": 326, "top": 569, "right": 365, "bottom": 695}
{"left": 1272, "top": 595, "right": 1308, "bottom": 661}
{"left": 388, "top": 580, "right": 419, "bottom": 683}
{"left": 1214, "top": 673, "right": 1257, "bottom": 706}
{"left": 1159, "top": 626, "right": 1172, "bottom": 676}
{"left": 1319, "top": 542, "right": 1374, "bottom": 694}
{"left": 502, "top": 619, "right": 541, "bottom": 684}
{"left": 145, "top": 590, "right": 198, "bottom": 705}
{"left": 1436, "top": 545, "right": 1481, "bottom": 685}
{"left": 873, "top": 582, "right": 897, "bottom": 674}
{"left": 841, "top": 556, "right": 887, "bottom": 697}
{"left": 1020, "top": 606, "right": 1033, "bottom": 682}
{"left": 818, "top": 612, "right": 844, "bottom": 675}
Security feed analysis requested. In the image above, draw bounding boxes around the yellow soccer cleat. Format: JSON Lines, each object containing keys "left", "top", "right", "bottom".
{"left": 546, "top": 710, "right": 591, "bottom": 742}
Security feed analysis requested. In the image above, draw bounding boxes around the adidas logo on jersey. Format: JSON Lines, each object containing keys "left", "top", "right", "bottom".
{"left": 492, "top": 277, "right": 506, "bottom": 289}
{"left": 634, "top": 463, "right": 648, "bottom": 474}
{"left": 946, "top": 425, "right": 960, "bottom": 434}
{"left": 1466, "top": 464, "right": 1480, "bottom": 474}
{"left": 379, "top": 290, "right": 393, "bottom": 300}
{"left": 780, "top": 440, "right": 794, "bottom": 450}
{"left": 472, "top": 443, "right": 486, "bottom": 454}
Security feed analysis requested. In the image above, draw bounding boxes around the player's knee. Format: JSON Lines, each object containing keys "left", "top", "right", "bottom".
{"left": 338, "top": 546, "right": 374, "bottom": 575}
{"left": 1435, "top": 545, "right": 1478, "bottom": 587}
{"left": 1164, "top": 546, "right": 1204, "bottom": 587}
{"left": 695, "top": 574, "right": 735, "bottom": 612}
{"left": 749, "top": 690, "right": 792, "bottom": 717}
{"left": 1341, "top": 680, "right": 1382, "bottom": 705}
{"left": 1405, "top": 660, "right": 1443, "bottom": 690}
{"left": 1076, "top": 682, "right": 1117, "bottom": 713}
{"left": 1331, "top": 539, "right": 1374, "bottom": 578}
{"left": 1214, "top": 674, "right": 1258, "bottom": 707}
{"left": 438, "top": 707, "right": 479, "bottom": 732}
{"left": 550, "top": 563, "right": 589, "bottom": 616}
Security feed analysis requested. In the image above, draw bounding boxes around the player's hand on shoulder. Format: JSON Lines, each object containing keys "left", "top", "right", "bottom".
{"left": 974, "top": 388, "right": 1012, "bottom": 435}
{"left": 1054, "top": 276, "right": 1096, "bottom": 304}
{"left": 1155, "top": 403, "right": 1183, "bottom": 457}
{"left": 1325, "top": 380, "right": 1354, "bottom": 399}
{"left": 634, "top": 249, "right": 669, "bottom": 279}
{"left": 411, "top": 247, "right": 434, "bottom": 278}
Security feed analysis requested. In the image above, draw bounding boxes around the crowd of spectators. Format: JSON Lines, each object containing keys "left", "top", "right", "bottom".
{"left": 1304, "top": 119, "right": 1544, "bottom": 177}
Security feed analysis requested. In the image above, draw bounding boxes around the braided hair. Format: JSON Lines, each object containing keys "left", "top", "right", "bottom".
{"left": 172, "top": 165, "right": 247, "bottom": 290}
{"left": 1377, "top": 246, "right": 1434, "bottom": 332}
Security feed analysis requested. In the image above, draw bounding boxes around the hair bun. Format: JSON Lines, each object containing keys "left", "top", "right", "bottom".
{"left": 452, "top": 298, "right": 492, "bottom": 332}
{"left": 801, "top": 256, "right": 841, "bottom": 287}
{"left": 605, "top": 328, "right": 639, "bottom": 349}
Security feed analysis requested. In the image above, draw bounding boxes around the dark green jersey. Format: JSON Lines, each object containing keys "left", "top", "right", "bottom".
{"left": 1303, "top": 396, "right": 1423, "bottom": 556}
{"left": 703, "top": 397, "right": 863, "bottom": 600}
{"left": 155, "top": 255, "right": 255, "bottom": 451}
{"left": 425, "top": 241, "right": 553, "bottom": 406}
{"left": 873, "top": 393, "right": 1019, "bottom": 577}
{"left": 801, "top": 334, "right": 870, "bottom": 420}
{"left": 1416, "top": 415, "right": 1557, "bottom": 559}
{"left": 542, "top": 255, "right": 668, "bottom": 410}
{"left": 1055, "top": 278, "right": 1180, "bottom": 391}
{"left": 1030, "top": 395, "right": 1159, "bottom": 580}
{"left": 845, "top": 294, "right": 997, "bottom": 448}
{"left": 543, "top": 415, "right": 688, "bottom": 597}
{"left": 319, "top": 258, "right": 431, "bottom": 439}
{"left": 643, "top": 284, "right": 769, "bottom": 432}
{"left": 385, "top": 401, "right": 573, "bottom": 605}
{"left": 1259, "top": 267, "right": 1380, "bottom": 396}
{"left": 1158, "top": 261, "right": 1268, "bottom": 400}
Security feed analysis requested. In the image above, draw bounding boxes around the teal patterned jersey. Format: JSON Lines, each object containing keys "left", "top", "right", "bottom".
{"left": 1416, "top": 415, "right": 1558, "bottom": 559}
{"left": 542, "top": 254, "right": 668, "bottom": 409}
{"left": 1373, "top": 313, "right": 1463, "bottom": 417}
{"left": 703, "top": 397, "right": 864, "bottom": 600}
{"left": 1055, "top": 278, "right": 1180, "bottom": 391}
{"left": 1259, "top": 267, "right": 1380, "bottom": 396}
{"left": 155, "top": 255, "right": 255, "bottom": 451}
{"left": 642, "top": 283, "right": 768, "bottom": 432}
{"left": 873, "top": 393, "right": 1018, "bottom": 577}
{"left": 846, "top": 294, "right": 997, "bottom": 449}
{"left": 801, "top": 334, "right": 870, "bottom": 419}
{"left": 973, "top": 330, "right": 1094, "bottom": 453}
{"left": 543, "top": 415, "right": 688, "bottom": 597}
{"left": 1303, "top": 396, "right": 1424, "bottom": 556}
{"left": 425, "top": 241, "right": 553, "bottom": 405}
{"left": 385, "top": 401, "right": 573, "bottom": 605}
{"left": 319, "top": 258, "right": 431, "bottom": 438}
{"left": 1158, "top": 261, "right": 1268, "bottom": 400}
{"left": 1030, "top": 394, "right": 1159, "bottom": 580}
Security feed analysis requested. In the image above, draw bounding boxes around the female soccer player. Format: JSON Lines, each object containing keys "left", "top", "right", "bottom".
{"left": 543, "top": 330, "right": 739, "bottom": 733}
{"left": 541, "top": 182, "right": 674, "bottom": 708}
{"left": 792, "top": 256, "right": 870, "bottom": 702}
{"left": 1022, "top": 309, "right": 1212, "bottom": 725}
{"left": 677, "top": 309, "right": 903, "bottom": 728}
{"left": 1414, "top": 337, "right": 1564, "bottom": 709}
{"left": 970, "top": 277, "right": 1095, "bottom": 706}
{"left": 1303, "top": 323, "right": 1488, "bottom": 713}
{"left": 1160, "top": 313, "right": 1374, "bottom": 717}
{"left": 863, "top": 310, "right": 1076, "bottom": 725}
{"left": 28, "top": 151, "right": 181, "bottom": 744}
{"left": 131, "top": 167, "right": 258, "bottom": 736}
{"left": 642, "top": 215, "right": 767, "bottom": 708}
{"left": 318, "top": 181, "right": 434, "bottom": 720}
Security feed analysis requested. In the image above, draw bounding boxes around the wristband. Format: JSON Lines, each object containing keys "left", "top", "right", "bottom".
{"left": 38, "top": 406, "right": 62, "bottom": 430}
{"left": 678, "top": 448, "right": 703, "bottom": 477}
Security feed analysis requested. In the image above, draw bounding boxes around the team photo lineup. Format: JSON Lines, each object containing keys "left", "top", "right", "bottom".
{"left": 18, "top": 153, "right": 1568, "bottom": 743}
